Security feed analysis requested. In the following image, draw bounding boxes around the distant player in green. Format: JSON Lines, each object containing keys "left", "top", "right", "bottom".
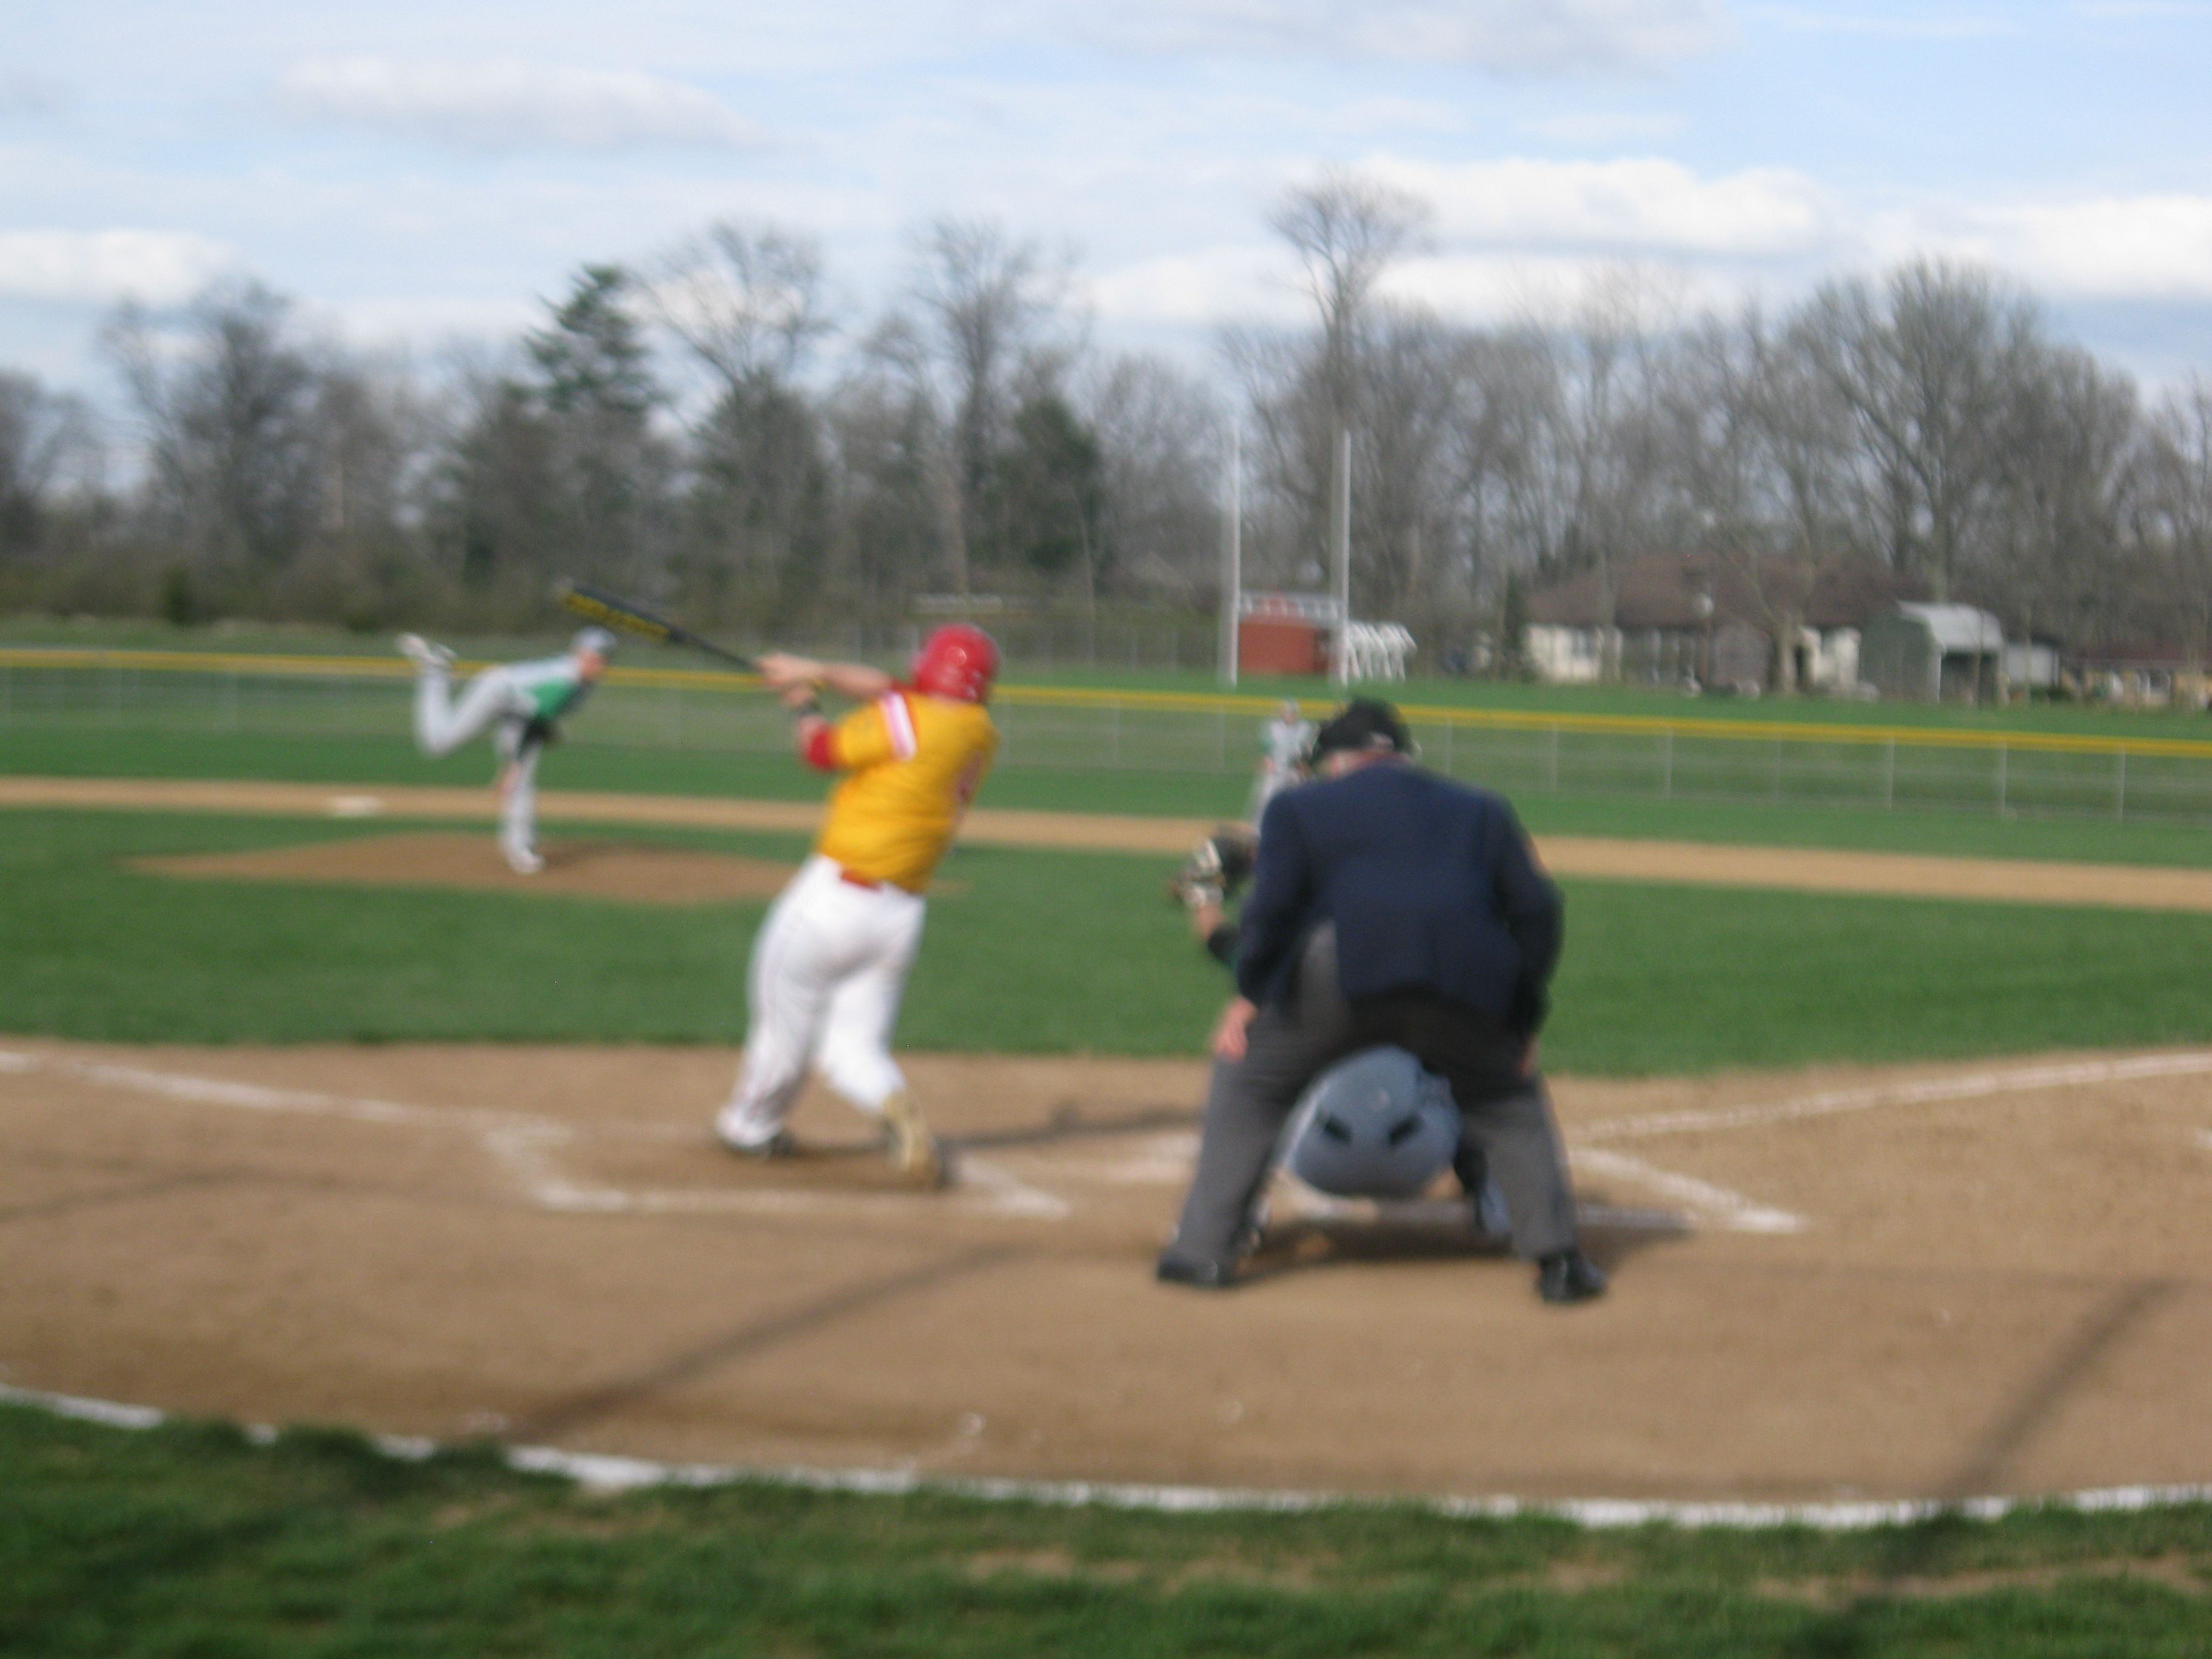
{"left": 397, "top": 627, "right": 615, "bottom": 873}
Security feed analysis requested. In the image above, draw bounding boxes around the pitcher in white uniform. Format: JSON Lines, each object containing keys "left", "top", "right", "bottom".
{"left": 397, "top": 626, "right": 614, "bottom": 873}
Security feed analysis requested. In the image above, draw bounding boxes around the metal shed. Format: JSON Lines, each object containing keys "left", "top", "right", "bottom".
{"left": 1858, "top": 603, "right": 2005, "bottom": 703}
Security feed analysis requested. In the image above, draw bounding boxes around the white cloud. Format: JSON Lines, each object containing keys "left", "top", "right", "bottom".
{"left": 1518, "top": 110, "right": 1687, "bottom": 145}
{"left": 272, "top": 58, "right": 771, "bottom": 152}
{"left": 1088, "top": 246, "right": 1305, "bottom": 324}
{"left": 1962, "top": 196, "right": 2212, "bottom": 300}
{"left": 1740, "top": 5, "right": 2016, "bottom": 39}
{"left": 1369, "top": 155, "right": 1832, "bottom": 256}
{"left": 1074, "top": 0, "right": 1732, "bottom": 72}
{"left": 1386, "top": 252, "right": 1744, "bottom": 324}
{"left": 0, "top": 229, "right": 236, "bottom": 305}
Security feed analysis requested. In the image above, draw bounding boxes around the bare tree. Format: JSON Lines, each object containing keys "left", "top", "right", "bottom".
{"left": 0, "top": 370, "right": 100, "bottom": 558}
{"left": 2136, "top": 374, "right": 2212, "bottom": 672}
{"left": 643, "top": 220, "right": 832, "bottom": 400}
{"left": 1081, "top": 353, "right": 1222, "bottom": 607}
{"left": 645, "top": 223, "right": 837, "bottom": 632}
{"left": 903, "top": 218, "right": 1076, "bottom": 594}
{"left": 1989, "top": 342, "right": 2139, "bottom": 659}
{"left": 1269, "top": 169, "right": 1432, "bottom": 426}
{"left": 1262, "top": 171, "right": 1433, "bottom": 634}
{"left": 1796, "top": 260, "right": 2045, "bottom": 602}
{"left": 1532, "top": 270, "right": 1678, "bottom": 679}
{"left": 1663, "top": 307, "right": 1868, "bottom": 689}
{"left": 104, "top": 281, "right": 326, "bottom": 589}
{"left": 1353, "top": 308, "right": 1466, "bottom": 626}
{"left": 823, "top": 346, "right": 947, "bottom": 643}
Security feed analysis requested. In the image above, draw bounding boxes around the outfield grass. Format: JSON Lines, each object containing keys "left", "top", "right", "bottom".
{"left": 17, "top": 724, "right": 2212, "bottom": 866}
{"left": 9, "top": 808, "right": 2212, "bottom": 1072}
{"left": 5, "top": 1403, "right": 2209, "bottom": 1659}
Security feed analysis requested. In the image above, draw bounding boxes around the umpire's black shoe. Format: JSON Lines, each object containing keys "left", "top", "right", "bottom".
{"left": 1536, "top": 1248, "right": 1607, "bottom": 1305}
{"left": 1156, "top": 1251, "right": 1239, "bottom": 1290}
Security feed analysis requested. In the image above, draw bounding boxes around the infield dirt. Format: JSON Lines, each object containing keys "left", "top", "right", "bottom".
{"left": 5, "top": 1034, "right": 2210, "bottom": 1504}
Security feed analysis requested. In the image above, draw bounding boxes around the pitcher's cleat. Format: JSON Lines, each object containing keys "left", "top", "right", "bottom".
{"left": 396, "top": 633, "right": 455, "bottom": 671}
{"left": 500, "top": 840, "right": 545, "bottom": 875}
{"left": 880, "top": 1091, "right": 948, "bottom": 1188}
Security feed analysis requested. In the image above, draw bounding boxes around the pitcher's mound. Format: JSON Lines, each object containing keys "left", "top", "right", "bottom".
{"left": 130, "top": 833, "right": 797, "bottom": 906}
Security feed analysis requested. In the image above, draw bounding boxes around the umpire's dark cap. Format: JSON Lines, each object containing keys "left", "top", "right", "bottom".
{"left": 1308, "top": 697, "right": 1411, "bottom": 765}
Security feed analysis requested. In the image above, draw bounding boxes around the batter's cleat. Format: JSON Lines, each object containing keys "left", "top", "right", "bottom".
{"left": 880, "top": 1091, "right": 948, "bottom": 1189}
{"left": 1535, "top": 1248, "right": 1607, "bottom": 1305}
{"left": 1155, "top": 1250, "right": 1239, "bottom": 1290}
{"left": 717, "top": 1125, "right": 798, "bottom": 1160}
{"left": 396, "top": 632, "right": 455, "bottom": 671}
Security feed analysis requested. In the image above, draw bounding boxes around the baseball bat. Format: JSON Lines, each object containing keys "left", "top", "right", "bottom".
{"left": 554, "top": 578, "right": 756, "bottom": 671}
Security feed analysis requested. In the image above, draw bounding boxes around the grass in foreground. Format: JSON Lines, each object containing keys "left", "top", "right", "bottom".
{"left": 8, "top": 809, "right": 2212, "bottom": 1073}
{"left": 4, "top": 1402, "right": 2208, "bottom": 1658}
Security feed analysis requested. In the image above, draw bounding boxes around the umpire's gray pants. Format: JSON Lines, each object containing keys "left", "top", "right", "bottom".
{"left": 1168, "top": 927, "right": 1580, "bottom": 1264}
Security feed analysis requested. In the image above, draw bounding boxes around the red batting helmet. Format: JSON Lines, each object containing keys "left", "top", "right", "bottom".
{"left": 911, "top": 624, "right": 1000, "bottom": 703}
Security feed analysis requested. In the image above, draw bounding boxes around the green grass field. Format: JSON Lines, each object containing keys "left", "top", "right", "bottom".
{"left": 10, "top": 643, "right": 2212, "bottom": 1653}
{"left": 16, "top": 722, "right": 2212, "bottom": 865}
{"left": 7, "top": 1403, "right": 2210, "bottom": 1659}
{"left": 9, "top": 807, "right": 2212, "bottom": 1070}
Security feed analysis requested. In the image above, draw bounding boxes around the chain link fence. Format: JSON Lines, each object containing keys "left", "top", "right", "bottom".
{"left": 5, "top": 651, "right": 2211, "bottom": 825}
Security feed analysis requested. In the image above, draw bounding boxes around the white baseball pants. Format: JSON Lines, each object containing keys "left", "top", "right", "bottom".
{"left": 716, "top": 855, "right": 925, "bottom": 1148}
{"left": 412, "top": 662, "right": 526, "bottom": 758}
{"left": 411, "top": 663, "right": 540, "bottom": 864}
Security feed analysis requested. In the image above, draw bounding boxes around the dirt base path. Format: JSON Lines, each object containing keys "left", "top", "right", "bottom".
{"left": 12, "top": 774, "right": 2212, "bottom": 910}
{"left": 6, "top": 1036, "right": 2211, "bottom": 1504}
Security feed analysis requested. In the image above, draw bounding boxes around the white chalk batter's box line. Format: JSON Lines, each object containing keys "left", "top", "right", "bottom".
{"left": 13, "top": 1047, "right": 2206, "bottom": 1233}
{"left": 6, "top": 1382, "right": 2210, "bottom": 1534}
{"left": 1, "top": 1047, "right": 1780, "bottom": 1233}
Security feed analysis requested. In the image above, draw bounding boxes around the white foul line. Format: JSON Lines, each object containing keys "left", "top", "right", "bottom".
{"left": 1578, "top": 1050, "right": 2212, "bottom": 1143}
{"left": 0, "top": 1048, "right": 1070, "bottom": 1223}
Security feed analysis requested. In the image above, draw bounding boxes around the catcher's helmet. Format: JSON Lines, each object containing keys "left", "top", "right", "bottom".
{"left": 912, "top": 624, "right": 999, "bottom": 703}
{"left": 1280, "top": 1046, "right": 1461, "bottom": 1199}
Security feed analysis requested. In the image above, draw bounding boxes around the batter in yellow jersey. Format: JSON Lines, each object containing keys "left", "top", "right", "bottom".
{"left": 712, "top": 627, "right": 1002, "bottom": 1188}
{"left": 812, "top": 690, "right": 997, "bottom": 892}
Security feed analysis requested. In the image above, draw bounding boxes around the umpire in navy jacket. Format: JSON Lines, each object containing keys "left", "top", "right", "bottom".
{"left": 1158, "top": 697, "right": 1606, "bottom": 1304}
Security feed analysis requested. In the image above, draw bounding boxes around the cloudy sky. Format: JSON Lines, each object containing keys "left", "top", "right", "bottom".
{"left": 4, "top": 0, "right": 2210, "bottom": 400}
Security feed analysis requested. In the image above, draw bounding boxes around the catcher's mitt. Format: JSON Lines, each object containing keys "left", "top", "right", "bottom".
{"left": 1167, "top": 826, "right": 1258, "bottom": 911}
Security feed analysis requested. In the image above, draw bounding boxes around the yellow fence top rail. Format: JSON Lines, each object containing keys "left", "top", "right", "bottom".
{"left": 5, "top": 646, "right": 2211, "bottom": 761}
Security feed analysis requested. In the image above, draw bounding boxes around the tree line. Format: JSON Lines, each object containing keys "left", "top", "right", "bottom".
{"left": 4, "top": 172, "right": 2211, "bottom": 675}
